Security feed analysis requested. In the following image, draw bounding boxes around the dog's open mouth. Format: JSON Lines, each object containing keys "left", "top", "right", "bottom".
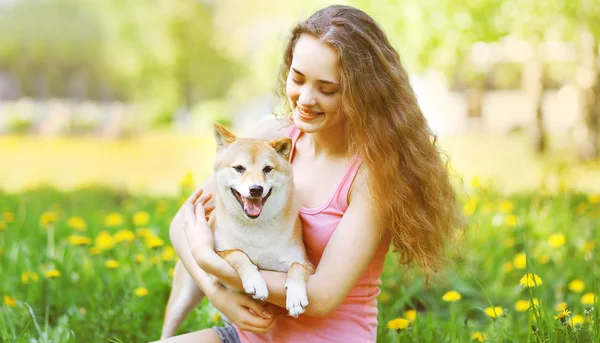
{"left": 231, "top": 188, "right": 272, "bottom": 219}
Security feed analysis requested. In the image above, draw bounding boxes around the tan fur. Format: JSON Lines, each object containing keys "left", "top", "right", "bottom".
{"left": 161, "top": 124, "right": 313, "bottom": 339}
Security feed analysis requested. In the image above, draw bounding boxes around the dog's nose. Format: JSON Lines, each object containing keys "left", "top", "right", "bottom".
{"left": 249, "top": 185, "right": 263, "bottom": 197}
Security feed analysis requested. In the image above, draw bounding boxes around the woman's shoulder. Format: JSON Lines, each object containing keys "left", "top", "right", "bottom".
{"left": 247, "top": 117, "right": 293, "bottom": 140}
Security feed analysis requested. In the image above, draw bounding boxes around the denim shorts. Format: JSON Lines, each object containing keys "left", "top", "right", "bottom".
{"left": 213, "top": 326, "right": 241, "bottom": 343}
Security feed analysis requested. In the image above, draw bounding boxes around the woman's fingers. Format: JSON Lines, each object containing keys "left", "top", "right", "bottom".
{"left": 242, "top": 297, "right": 272, "bottom": 319}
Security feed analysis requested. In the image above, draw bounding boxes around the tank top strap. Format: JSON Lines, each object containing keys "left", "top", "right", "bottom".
{"left": 284, "top": 125, "right": 301, "bottom": 163}
{"left": 333, "top": 154, "right": 363, "bottom": 211}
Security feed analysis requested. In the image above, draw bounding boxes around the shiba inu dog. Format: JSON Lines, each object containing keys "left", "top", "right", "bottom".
{"left": 161, "top": 123, "right": 314, "bottom": 339}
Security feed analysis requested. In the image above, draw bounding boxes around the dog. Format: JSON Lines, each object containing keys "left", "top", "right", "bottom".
{"left": 161, "top": 123, "right": 314, "bottom": 339}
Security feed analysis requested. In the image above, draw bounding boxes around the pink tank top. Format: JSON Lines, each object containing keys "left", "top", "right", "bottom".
{"left": 234, "top": 125, "right": 390, "bottom": 343}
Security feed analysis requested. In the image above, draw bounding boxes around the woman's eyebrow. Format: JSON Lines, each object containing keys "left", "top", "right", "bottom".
{"left": 291, "top": 68, "right": 339, "bottom": 85}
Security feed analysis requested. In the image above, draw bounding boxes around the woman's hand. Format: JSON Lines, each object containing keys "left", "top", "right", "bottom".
{"left": 182, "top": 187, "right": 215, "bottom": 265}
{"left": 209, "top": 283, "right": 276, "bottom": 334}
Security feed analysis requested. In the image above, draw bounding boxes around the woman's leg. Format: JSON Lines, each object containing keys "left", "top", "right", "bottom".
{"left": 151, "top": 328, "right": 221, "bottom": 343}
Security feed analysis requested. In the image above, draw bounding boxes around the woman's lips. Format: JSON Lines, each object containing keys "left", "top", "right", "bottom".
{"left": 297, "top": 106, "right": 323, "bottom": 118}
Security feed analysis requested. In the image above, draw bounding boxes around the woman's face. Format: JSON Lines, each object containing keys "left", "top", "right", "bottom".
{"left": 286, "top": 34, "right": 343, "bottom": 134}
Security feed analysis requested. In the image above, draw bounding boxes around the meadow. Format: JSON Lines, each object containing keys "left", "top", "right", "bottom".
{"left": 1, "top": 133, "right": 599, "bottom": 342}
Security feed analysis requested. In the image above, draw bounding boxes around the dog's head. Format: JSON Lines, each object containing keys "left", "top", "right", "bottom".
{"left": 212, "top": 123, "right": 293, "bottom": 220}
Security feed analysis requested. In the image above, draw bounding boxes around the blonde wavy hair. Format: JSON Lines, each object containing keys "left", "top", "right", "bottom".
{"left": 275, "top": 5, "right": 465, "bottom": 275}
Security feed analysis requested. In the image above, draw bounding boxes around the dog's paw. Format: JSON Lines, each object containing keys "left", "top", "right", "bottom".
{"left": 243, "top": 274, "right": 269, "bottom": 301}
{"left": 286, "top": 283, "right": 308, "bottom": 318}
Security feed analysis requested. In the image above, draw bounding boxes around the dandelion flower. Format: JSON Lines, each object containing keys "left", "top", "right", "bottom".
{"left": 571, "top": 315, "right": 584, "bottom": 326}
{"left": 133, "top": 211, "right": 150, "bottom": 226}
{"left": 568, "top": 280, "right": 585, "bottom": 293}
{"left": 161, "top": 246, "right": 176, "bottom": 261}
{"left": 581, "top": 293, "right": 596, "bottom": 305}
{"left": 180, "top": 172, "right": 196, "bottom": 190}
{"left": 3, "top": 295, "right": 16, "bottom": 307}
{"left": 89, "top": 247, "right": 101, "bottom": 256}
{"left": 79, "top": 308, "right": 87, "bottom": 315}
{"left": 471, "top": 332, "right": 488, "bottom": 342}
{"left": 156, "top": 201, "right": 169, "bottom": 214}
{"left": 537, "top": 254, "right": 550, "bottom": 264}
{"left": 145, "top": 235, "right": 165, "bottom": 249}
{"left": 136, "top": 228, "right": 154, "bottom": 238}
{"left": 499, "top": 200, "right": 514, "bottom": 213}
{"left": 504, "top": 238, "right": 515, "bottom": 248}
{"left": 105, "top": 260, "right": 120, "bottom": 269}
{"left": 104, "top": 213, "right": 124, "bottom": 227}
{"left": 554, "top": 309, "right": 571, "bottom": 320}
{"left": 404, "top": 309, "right": 417, "bottom": 322}
{"left": 442, "top": 290, "right": 462, "bottom": 302}
{"left": 503, "top": 262, "right": 514, "bottom": 272}
{"left": 505, "top": 214, "right": 518, "bottom": 227}
{"left": 513, "top": 253, "right": 527, "bottom": 269}
{"left": 548, "top": 234, "right": 566, "bottom": 248}
{"left": 484, "top": 306, "right": 503, "bottom": 319}
{"left": 45, "top": 269, "right": 61, "bottom": 278}
{"left": 135, "top": 254, "right": 145, "bottom": 263}
{"left": 134, "top": 287, "right": 148, "bottom": 297}
{"left": 21, "top": 272, "right": 39, "bottom": 284}
{"left": 471, "top": 177, "right": 481, "bottom": 188}
{"left": 555, "top": 302, "right": 568, "bottom": 312}
{"left": 113, "top": 230, "right": 135, "bottom": 243}
{"left": 520, "top": 273, "right": 543, "bottom": 288}
{"left": 588, "top": 194, "right": 600, "bottom": 204}
{"left": 387, "top": 318, "right": 410, "bottom": 330}
{"left": 515, "top": 300, "right": 531, "bottom": 312}
{"left": 168, "top": 268, "right": 174, "bottom": 278}
{"left": 149, "top": 256, "right": 161, "bottom": 265}
{"left": 40, "top": 211, "right": 58, "bottom": 227}
{"left": 95, "top": 231, "right": 115, "bottom": 250}
{"left": 464, "top": 198, "right": 477, "bottom": 216}
{"left": 582, "top": 241, "right": 595, "bottom": 253}
{"left": 67, "top": 216, "right": 87, "bottom": 231}
{"left": 3, "top": 211, "right": 15, "bottom": 223}
{"left": 68, "top": 235, "right": 92, "bottom": 246}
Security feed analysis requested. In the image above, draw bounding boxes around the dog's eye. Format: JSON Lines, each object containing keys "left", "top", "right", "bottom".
{"left": 263, "top": 166, "right": 273, "bottom": 174}
{"left": 233, "top": 165, "right": 246, "bottom": 173}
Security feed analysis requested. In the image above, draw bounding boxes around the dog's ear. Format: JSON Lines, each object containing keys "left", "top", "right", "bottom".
{"left": 268, "top": 137, "right": 292, "bottom": 160}
{"left": 213, "top": 123, "right": 237, "bottom": 149}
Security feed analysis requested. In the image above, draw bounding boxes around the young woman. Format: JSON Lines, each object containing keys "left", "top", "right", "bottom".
{"left": 158, "top": 5, "right": 463, "bottom": 343}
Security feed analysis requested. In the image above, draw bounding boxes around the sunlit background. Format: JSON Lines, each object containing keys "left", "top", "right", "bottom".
{"left": 1, "top": 0, "right": 599, "bottom": 342}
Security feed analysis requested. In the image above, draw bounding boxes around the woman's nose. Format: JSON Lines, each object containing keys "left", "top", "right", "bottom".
{"left": 297, "top": 87, "right": 317, "bottom": 107}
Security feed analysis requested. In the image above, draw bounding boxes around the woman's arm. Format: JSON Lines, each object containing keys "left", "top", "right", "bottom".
{"left": 203, "top": 171, "right": 386, "bottom": 318}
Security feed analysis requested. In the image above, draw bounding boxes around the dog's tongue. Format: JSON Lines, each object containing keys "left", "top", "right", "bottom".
{"left": 243, "top": 197, "right": 262, "bottom": 217}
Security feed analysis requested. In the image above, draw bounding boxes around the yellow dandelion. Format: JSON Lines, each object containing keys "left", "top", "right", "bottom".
{"left": 45, "top": 269, "right": 61, "bottom": 278}
{"left": 212, "top": 311, "right": 221, "bottom": 322}
{"left": 380, "top": 292, "right": 390, "bottom": 303}
{"left": 20, "top": 272, "right": 39, "bottom": 284}
{"left": 513, "top": 253, "right": 527, "bottom": 269}
{"left": 568, "top": 280, "right": 585, "bottom": 293}
{"left": 582, "top": 241, "right": 595, "bottom": 253}
{"left": 145, "top": 235, "right": 165, "bottom": 249}
{"left": 133, "top": 211, "right": 150, "bottom": 226}
{"left": 503, "top": 262, "right": 514, "bottom": 272}
{"left": 180, "top": 172, "right": 196, "bottom": 190}
{"left": 136, "top": 228, "right": 154, "bottom": 238}
{"left": 537, "top": 254, "right": 550, "bottom": 264}
{"left": 505, "top": 214, "right": 518, "bottom": 227}
{"left": 67, "top": 216, "right": 87, "bottom": 231}
{"left": 105, "top": 260, "right": 120, "bottom": 269}
{"left": 548, "top": 234, "right": 566, "bottom": 248}
{"left": 95, "top": 231, "right": 115, "bottom": 250}
{"left": 464, "top": 198, "right": 477, "bottom": 216}
{"left": 471, "top": 332, "right": 488, "bottom": 342}
{"left": 134, "top": 287, "right": 149, "bottom": 297}
{"left": 168, "top": 267, "right": 175, "bottom": 278}
{"left": 520, "top": 273, "right": 543, "bottom": 288}
{"left": 581, "top": 292, "right": 596, "bottom": 305}
{"left": 79, "top": 308, "right": 87, "bottom": 315}
{"left": 149, "top": 256, "right": 161, "bottom": 265}
{"left": 554, "top": 309, "right": 571, "bottom": 320}
{"left": 135, "top": 254, "right": 145, "bottom": 263}
{"left": 3, "top": 211, "right": 15, "bottom": 223}
{"left": 156, "top": 201, "right": 169, "bottom": 214}
{"left": 555, "top": 302, "right": 568, "bottom": 312}
{"left": 499, "top": 200, "right": 514, "bottom": 213}
{"left": 470, "top": 177, "right": 481, "bottom": 188}
{"left": 113, "top": 230, "right": 135, "bottom": 243}
{"left": 484, "top": 306, "right": 503, "bottom": 319}
{"left": 68, "top": 235, "right": 92, "bottom": 246}
{"left": 0, "top": 221, "right": 6, "bottom": 231}
{"left": 588, "top": 194, "right": 600, "bottom": 204}
{"left": 104, "top": 213, "right": 124, "bottom": 227}
{"left": 504, "top": 238, "right": 515, "bottom": 248}
{"left": 40, "top": 211, "right": 58, "bottom": 227}
{"left": 161, "top": 246, "right": 176, "bottom": 261}
{"left": 442, "top": 290, "right": 462, "bottom": 302}
{"left": 571, "top": 315, "right": 584, "bottom": 326}
{"left": 515, "top": 300, "right": 531, "bottom": 312}
{"left": 89, "top": 247, "right": 101, "bottom": 256}
{"left": 3, "top": 295, "right": 16, "bottom": 307}
{"left": 387, "top": 318, "right": 410, "bottom": 330}
{"left": 404, "top": 309, "right": 417, "bottom": 322}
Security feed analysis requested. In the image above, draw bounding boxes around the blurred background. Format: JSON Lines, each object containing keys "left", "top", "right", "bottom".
{"left": 0, "top": 0, "right": 599, "bottom": 195}
{"left": 1, "top": 1, "right": 600, "bottom": 342}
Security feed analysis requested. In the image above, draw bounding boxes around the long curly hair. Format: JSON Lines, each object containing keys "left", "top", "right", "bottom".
{"left": 275, "top": 5, "right": 465, "bottom": 275}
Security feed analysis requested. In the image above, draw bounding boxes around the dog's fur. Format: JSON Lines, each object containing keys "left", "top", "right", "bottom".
{"left": 161, "top": 123, "right": 314, "bottom": 339}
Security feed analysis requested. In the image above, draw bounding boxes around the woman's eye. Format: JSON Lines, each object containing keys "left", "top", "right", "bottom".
{"left": 233, "top": 165, "right": 246, "bottom": 173}
{"left": 263, "top": 166, "right": 273, "bottom": 174}
{"left": 321, "top": 89, "right": 337, "bottom": 96}
{"left": 292, "top": 78, "right": 304, "bottom": 85}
